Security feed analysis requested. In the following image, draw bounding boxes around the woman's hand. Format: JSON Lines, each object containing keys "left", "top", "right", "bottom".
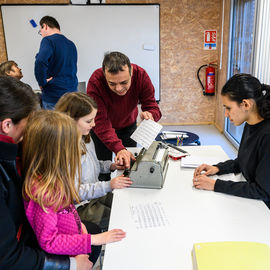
{"left": 110, "top": 175, "right": 133, "bottom": 189}
{"left": 193, "top": 163, "right": 219, "bottom": 177}
{"left": 193, "top": 174, "right": 216, "bottom": 191}
{"left": 91, "top": 229, "right": 126, "bottom": 245}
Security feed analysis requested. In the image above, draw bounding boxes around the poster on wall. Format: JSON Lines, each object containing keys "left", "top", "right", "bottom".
{"left": 204, "top": 30, "right": 217, "bottom": 50}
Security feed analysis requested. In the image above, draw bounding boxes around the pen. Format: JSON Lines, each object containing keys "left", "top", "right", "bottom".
{"left": 176, "top": 136, "right": 180, "bottom": 146}
{"left": 166, "top": 143, "right": 189, "bottom": 154}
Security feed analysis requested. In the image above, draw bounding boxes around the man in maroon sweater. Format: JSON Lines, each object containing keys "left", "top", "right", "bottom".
{"left": 87, "top": 52, "right": 161, "bottom": 177}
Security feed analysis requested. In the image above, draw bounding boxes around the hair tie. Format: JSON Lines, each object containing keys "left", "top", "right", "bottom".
{"left": 261, "top": 84, "right": 269, "bottom": 96}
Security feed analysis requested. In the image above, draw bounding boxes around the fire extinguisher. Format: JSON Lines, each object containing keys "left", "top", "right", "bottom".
{"left": 197, "top": 64, "right": 216, "bottom": 96}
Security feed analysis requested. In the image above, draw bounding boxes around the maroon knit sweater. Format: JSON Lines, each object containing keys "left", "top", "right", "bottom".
{"left": 87, "top": 64, "right": 161, "bottom": 153}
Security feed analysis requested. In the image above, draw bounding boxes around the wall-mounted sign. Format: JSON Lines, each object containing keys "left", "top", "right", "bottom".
{"left": 204, "top": 30, "right": 217, "bottom": 50}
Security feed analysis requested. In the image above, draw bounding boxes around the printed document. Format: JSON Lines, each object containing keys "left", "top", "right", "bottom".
{"left": 131, "top": 119, "right": 162, "bottom": 149}
{"left": 129, "top": 201, "right": 170, "bottom": 230}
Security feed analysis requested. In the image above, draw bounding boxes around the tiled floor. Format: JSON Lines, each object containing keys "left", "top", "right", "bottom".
{"left": 93, "top": 124, "right": 238, "bottom": 269}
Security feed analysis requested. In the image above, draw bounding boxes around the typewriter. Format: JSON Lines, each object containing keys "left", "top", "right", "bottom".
{"left": 123, "top": 141, "right": 169, "bottom": 189}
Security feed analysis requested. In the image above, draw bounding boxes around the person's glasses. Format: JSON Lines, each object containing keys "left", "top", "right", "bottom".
{"left": 38, "top": 25, "right": 44, "bottom": 36}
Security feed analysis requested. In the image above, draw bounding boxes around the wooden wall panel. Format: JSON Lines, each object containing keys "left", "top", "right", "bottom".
{"left": 0, "top": 10, "right": 6, "bottom": 62}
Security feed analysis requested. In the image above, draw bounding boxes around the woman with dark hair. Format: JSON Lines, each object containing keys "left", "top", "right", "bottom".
{"left": 0, "top": 76, "right": 92, "bottom": 270}
{"left": 193, "top": 74, "right": 270, "bottom": 208}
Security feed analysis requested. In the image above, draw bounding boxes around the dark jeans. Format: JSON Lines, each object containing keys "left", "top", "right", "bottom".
{"left": 91, "top": 122, "right": 137, "bottom": 181}
{"left": 83, "top": 220, "right": 102, "bottom": 265}
{"left": 42, "top": 100, "right": 55, "bottom": 110}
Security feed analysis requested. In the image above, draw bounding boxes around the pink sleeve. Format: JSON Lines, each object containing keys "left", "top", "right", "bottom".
{"left": 24, "top": 200, "right": 91, "bottom": 256}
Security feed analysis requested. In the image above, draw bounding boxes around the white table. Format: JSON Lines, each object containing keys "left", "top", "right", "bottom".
{"left": 103, "top": 146, "right": 270, "bottom": 270}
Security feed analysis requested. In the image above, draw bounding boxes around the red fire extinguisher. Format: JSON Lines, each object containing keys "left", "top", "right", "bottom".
{"left": 197, "top": 64, "right": 216, "bottom": 96}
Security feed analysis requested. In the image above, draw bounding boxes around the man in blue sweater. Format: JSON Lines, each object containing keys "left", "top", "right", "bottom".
{"left": 35, "top": 16, "right": 78, "bottom": 109}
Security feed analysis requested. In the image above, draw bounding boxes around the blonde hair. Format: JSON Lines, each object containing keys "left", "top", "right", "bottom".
{"left": 55, "top": 92, "right": 97, "bottom": 149}
{"left": 22, "top": 110, "right": 81, "bottom": 212}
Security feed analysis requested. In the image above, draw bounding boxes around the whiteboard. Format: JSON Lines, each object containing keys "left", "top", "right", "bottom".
{"left": 1, "top": 4, "right": 160, "bottom": 100}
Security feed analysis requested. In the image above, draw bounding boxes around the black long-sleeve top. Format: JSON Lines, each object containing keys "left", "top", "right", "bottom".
{"left": 214, "top": 119, "right": 270, "bottom": 208}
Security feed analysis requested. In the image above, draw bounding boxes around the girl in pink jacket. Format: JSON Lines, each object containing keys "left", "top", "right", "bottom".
{"left": 22, "top": 110, "right": 125, "bottom": 257}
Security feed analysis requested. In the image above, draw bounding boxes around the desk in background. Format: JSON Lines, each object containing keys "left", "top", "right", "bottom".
{"left": 103, "top": 146, "right": 270, "bottom": 270}
{"left": 156, "top": 130, "right": 201, "bottom": 145}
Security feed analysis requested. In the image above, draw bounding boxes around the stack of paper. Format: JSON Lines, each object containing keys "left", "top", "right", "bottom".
{"left": 160, "top": 131, "right": 189, "bottom": 140}
{"left": 192, "top": 241, "right": 270, "bottom": 270}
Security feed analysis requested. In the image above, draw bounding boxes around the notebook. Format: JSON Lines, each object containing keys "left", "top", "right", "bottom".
{"left": 192, "top": 241, "right": 270, "bottom": 270}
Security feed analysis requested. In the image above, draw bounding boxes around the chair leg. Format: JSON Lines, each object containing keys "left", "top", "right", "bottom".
{"left": 99, "top": 246, "right": 105, "bottom": 269}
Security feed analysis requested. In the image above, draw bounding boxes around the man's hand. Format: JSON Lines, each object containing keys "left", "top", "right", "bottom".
{"left": 39, "top": 77, "right": 53, "bottom": 91}
{"left": 140, "top": 111, "right": 154, "bottom": 121}
{"left": 75, "top": 254, "right": 93, "bottom": 270}
{"left": 46, "top": 77, "right": 53, "bottom": 83}
{"left": 115, "top": 149, "right": 135, "bottom": 168}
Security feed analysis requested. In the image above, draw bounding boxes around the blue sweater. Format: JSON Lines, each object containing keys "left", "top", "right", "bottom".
{"left": 35, "top": 34, "right": 78, "bottom": 104}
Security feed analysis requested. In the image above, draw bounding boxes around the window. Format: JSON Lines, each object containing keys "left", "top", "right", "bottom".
{"left": 225, "top": 0, "right": 256, "bottom": 147}
{"left": 252, "top": 0, "right": 270, "bottom": 84}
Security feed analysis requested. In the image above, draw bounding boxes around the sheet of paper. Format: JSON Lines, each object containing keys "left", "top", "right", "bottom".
{"left": 154, "top": 148, "right": 166, "bottom": 162}
{"left": 129, "top": 201, "right": 170, "bottom": 230}
{"left": 131, "top": 119, "right": 162, "bottom": 149}
{"left": 181, "top": 155, "right": 222, "bottom": 168}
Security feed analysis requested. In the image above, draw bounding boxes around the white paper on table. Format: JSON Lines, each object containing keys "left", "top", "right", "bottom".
{"left": 129, "top": 201, "right": 170, "bottom": 230}
{"left": 131, "top": 119, "right": 162, "bottom": 149}
{"left": 181, "top": 155, "right": 222, "bottom": 168}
